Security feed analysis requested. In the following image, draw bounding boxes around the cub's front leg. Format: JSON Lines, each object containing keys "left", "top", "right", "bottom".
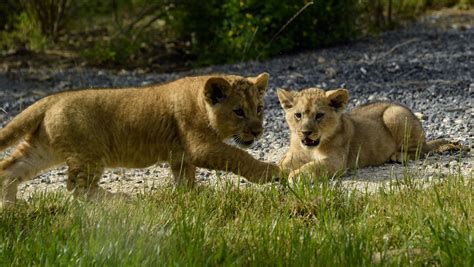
{"left": 187, "top": 140, "right": 281, "bottom": 183}
{"left": 289, "top": 157, "right": 346, "bottom": 183}
{"left": 280, "top": 151, "right": 311, "bottom": 174}
{"left": 170, "top": 159, "right": 196, "bottom": 188}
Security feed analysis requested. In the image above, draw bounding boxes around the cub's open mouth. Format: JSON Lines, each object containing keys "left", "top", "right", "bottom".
{"left": 301, "top": 137, "right": 320, "bottom": 147}
{"left": 240, "top": 140, "right": 254, "bottom": 147}
{"left": 233, "top": 135, "right": 255, "bottom": 147}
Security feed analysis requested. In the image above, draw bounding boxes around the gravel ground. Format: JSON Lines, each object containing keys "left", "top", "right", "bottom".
{"left": 0, "top": 12, "right": 472, "bottom": 199}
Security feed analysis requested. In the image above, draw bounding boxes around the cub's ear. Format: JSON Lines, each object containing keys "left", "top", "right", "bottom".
{"left": 277, "top": 88, "right": 295, "bottom": 110}
{"left": 326, "top": 89, "right": 349, "bottom": 111}
{"left": 253, "top": 72, "right": 270, "bottom": 96}
{"left": 204, "top": 77, "right": 231, "bottom": 105}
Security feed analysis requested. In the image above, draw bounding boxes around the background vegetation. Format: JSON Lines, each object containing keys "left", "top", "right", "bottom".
{"left": 0, "top": 0, "right": 472, "bottom": 69}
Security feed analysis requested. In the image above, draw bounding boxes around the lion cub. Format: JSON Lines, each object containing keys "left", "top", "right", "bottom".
{"left": 0, "top": 73, "right": 280, "bottom": 207}
{"left": 277, "top": 87, "right": 449, "bottom": 181}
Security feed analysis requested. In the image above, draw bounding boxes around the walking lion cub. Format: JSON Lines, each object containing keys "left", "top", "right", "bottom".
{"left": 277, "top": 87, "right": 450, "bottom": 181}
{"left": 0, "top": 73, "right": 280, "bottom": 207}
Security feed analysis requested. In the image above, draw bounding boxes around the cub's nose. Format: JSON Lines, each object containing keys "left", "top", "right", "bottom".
{"left": 251, "top": 128, "right": 263, "bottom": 137}
{"left": 302, "top": 131, "right": 312, "bottom": 137}
{"left": 248, "top": 120, "right": 263, "bottom": 137}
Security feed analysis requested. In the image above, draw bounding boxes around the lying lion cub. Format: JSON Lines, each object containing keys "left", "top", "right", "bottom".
{"left": 277, "top": 87, "right": 450, "bottom": 181}
{"left": 0, "top": 73, "right": 280, "bottom": 207}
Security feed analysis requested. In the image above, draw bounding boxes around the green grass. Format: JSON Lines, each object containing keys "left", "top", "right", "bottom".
{"left": 1, "top": 172, "right": 472, "bottom": 266}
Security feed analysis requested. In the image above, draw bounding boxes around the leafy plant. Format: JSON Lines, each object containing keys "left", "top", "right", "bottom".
{"left": 174, "top": 0, "right": 359, "bottom": 65}
{"left": 81, "top": 35, "right": 142, "bottom": 65}
{"left": 0, "top": 12, "right": 49, "bottom": 52}
{"left": 20, "top": 0, "right": 72, "bottom": 40}
{"left": 0, "top": 0, "right": 470, "bottom": 67}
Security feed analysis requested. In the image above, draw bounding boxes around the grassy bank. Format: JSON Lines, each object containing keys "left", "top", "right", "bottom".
{"left": 1, "top": 170, "right": 472, "bottom": 266}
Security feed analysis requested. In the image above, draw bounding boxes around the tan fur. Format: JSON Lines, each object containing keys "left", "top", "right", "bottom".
{"left": 0, "top": 73, "right": 280, "bottom": 207}
{"left": 277, "top": 87, "right": 449, "bottom": 182}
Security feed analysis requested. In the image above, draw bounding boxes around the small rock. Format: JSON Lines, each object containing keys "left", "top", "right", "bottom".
{"left": 387, "top": 62, "right": 400, "bottom": 72}
{"left": 325, "top": 67, "right": 337, "bottom": 78}
{"left": 427, "top": 85, "right": 436, "bottom": 95}
{"left": 414, "top": 112, "right": 427, "bottom": 121}
{"left": 55, "top": 81, "right": 71, "bottom": 91}
{"left": 317, "top": 56, "right": 326, "bottom": 64}
{"left": 449, "top": 160, "right": 458, "bottom": 167}
{"left": 32, "top": 90, "right": 48, "bottom": 96}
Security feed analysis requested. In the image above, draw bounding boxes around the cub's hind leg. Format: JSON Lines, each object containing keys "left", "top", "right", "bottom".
{"left": 382, "top": 104, "right": 426, "bottom": 163}
{"left": 66, "top": 158, "right": 105, "bottom": 199}
{"left": 0, "top": 137, "right": 61, "bottom": 207}
{"left": 66, "top": 158, "right": 128, "bottom": 200}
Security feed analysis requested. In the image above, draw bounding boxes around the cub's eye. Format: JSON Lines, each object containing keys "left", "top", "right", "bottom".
{"left": 233, "top": 108, "right": 245, "bottom": 118}
{"left": 315, "top": 113, "right": 325, "bottom": 120}
{"left": 294, "top": 113, "right": 302, "bottom": 120}
{"left": 257, "top": 105, "right": 263, "bottom": 114}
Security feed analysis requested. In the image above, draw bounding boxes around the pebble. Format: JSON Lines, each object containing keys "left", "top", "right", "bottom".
{"left": 414, "top": 112, "right": 427, "bottom": 121}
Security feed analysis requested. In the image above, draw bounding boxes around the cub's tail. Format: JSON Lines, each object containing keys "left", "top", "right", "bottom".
{"left": 0, "top": 98, "right": 50, "bottom": 151}
{"left": 422, "top": 139, "right": 464, "bottom": 154}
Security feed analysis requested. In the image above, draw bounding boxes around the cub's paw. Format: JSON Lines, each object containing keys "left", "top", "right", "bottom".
{"left": 270, "top": 165, "right": 293, "bottom": 185}
{"left": 288, "top": 170, "right": 301, "bottom": 184}
{"left": 262, "top": 163, "right": 285, "bottom": 183}
{"left": 436, "top": 141, "right": 464, "bottom": 153}
{"left": 389, "top": 152, "right": 405, "bottom": 163}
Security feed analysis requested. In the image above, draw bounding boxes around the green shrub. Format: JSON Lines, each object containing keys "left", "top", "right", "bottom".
{"left": 20, "top": 0, "right": 73, "bottom": 40}
{"left": 0, "top": 12, "right": 49, "bottom": 52}
{"left": 0, "top": 0, "right": 470, "bottom": 67}
{"left": 81, "top": 35, "right": 142, "bottom": 65}
{"left": 0, "top": 0, "right": 71, "bottom": 53}
{"left": 0, "top": 1, "right": 21, "bottom": 31}
{"left": 174, "top": 0, "right": 359, "bottom": 65}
